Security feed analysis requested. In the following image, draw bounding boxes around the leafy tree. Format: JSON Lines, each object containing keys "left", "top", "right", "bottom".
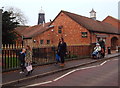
{"left": 2, "top": 11, "right": 19, "bottom": 44}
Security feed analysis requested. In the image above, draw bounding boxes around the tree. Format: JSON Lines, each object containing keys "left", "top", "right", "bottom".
{"left": 2, "top": 11, "right": 19, "bottom": 44}
{"left": 7, "top": 7, "right": 28, "bottom": 25}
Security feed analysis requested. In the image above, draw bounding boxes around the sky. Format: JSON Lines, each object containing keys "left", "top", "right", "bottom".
{"left": 0, "top": 0, "right": 119, "bottom": 26}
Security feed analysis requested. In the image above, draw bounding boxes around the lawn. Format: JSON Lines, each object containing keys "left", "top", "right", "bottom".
{"left": 2, "top": 57, "right": 20, "bottom": 70}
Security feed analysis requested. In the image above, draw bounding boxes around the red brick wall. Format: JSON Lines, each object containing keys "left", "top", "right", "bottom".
{"left": 34, "top": 12, "right": 91, "bottom": 46}
{"left": 103, "top": 16, "right": 119, "bottom": 29}
{"left": 103, "top": 16, "right": 120, "bottom": 47}
{"left": 33, "top": 13, "right": 120, "bottom": 52}
{"left": 91, "top": 32, "right": 120, "bottom": 51}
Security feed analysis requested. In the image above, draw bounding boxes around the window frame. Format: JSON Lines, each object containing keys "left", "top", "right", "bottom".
{"left": 47, "top": 40, "right": 50, "bottom": 44}
{"left": 40, "top": 40, "right": 44, "bottom": 44}
{"left": 81, "top": 32, "right": 88, "bottom": 38}
{"left": 58, "top": 29, "right": 62, "bottom": 34}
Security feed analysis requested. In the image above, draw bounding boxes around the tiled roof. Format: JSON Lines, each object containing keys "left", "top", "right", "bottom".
{"left": 15, "top": 22, "right": 51, "bottom": 38}
{"left": 14, "top": 26, "right": 29, "bottom": 35}
{"left": 15, "top": 10, "right": 119, "bottom": 39}
{"left": 61, "top": 10, "right": 119, "bottom": 34}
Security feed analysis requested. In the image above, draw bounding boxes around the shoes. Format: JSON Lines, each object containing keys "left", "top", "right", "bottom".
{"left": 20, "top": 71, "right": 24, "bottom": 74}
{"left": 30, "top": 69, "right": 34, "bottom": 73}
{"left": 26, "top": 69, "right": 34, "bottom": 76}
{"left": 26, "top": 71, "right": 30, "bottom": 76}
{"left": 60, "top": 63, "right": 65, "bottom": 67}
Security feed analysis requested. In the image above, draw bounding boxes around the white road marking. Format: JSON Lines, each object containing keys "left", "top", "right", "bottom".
{"left": 23, "top": 58, "right": 118, "bottom": 87}
{"left": 22, "top": 81, "right": 52, "bottom": 88}
{"left": 100, "top": 61, "right": 107, "bottom": 66}
{"left": 53, "top": 70, "right": 76, "bottom": 81}
{"left": 76, "top": 65, "right": 100, "bottom": 71}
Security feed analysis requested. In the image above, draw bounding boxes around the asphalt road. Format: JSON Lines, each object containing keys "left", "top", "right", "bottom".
{"left": 14, "top": 57, "right": 119, "bottom": 88}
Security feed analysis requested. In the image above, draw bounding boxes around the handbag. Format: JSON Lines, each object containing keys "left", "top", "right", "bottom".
{"left": 26, "top": 64, "right": 32, "bottom": 71}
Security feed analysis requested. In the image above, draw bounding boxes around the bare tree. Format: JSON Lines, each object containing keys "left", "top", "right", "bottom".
{"left": 7, "top": 7, "right": 28, "bottom": 25}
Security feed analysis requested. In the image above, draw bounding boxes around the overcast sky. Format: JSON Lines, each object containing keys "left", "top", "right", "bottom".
{"left": 0, "top": 0, "right": 119, "bottom": 26}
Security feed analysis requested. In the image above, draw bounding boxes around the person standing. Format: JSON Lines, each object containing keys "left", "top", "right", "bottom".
{"left": 58, "top": 38, "right": 67, "bottom": 67}
{"left": 25, "top": 45, "right": 33, "bottom": 76}
{"left": 99, "top": 39, "right": 105, "bottom": 58}
{"left": 18, "top": 48, "right": 26, "bottom": 74}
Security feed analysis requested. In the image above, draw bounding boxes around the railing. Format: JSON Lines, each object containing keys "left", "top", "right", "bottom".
{"left": 2, "top": 44, "right": 91, "bottom": 72}
{"left": 2, "top": 44, "right": 23, "bottom": 72}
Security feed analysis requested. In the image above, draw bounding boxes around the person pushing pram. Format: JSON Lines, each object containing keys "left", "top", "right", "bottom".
{"left": 92, "top": 43, "right": 102, "bottom": 59}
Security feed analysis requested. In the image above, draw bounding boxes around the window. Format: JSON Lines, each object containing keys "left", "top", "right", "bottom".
{"left": 58, "top": 25, "right": 63, "bottom": 29}
{"left": 40, "top": 40, "right": 43, "bottom": 44}
{"left": 58, "top": 25, "right": 63, "bottom": 34}
{"left": 81, "top": 32, "right": 88, "bottom": 38}
{"left": 58, "top": 29, "right": 62, "bottom": 34}
{"left": 47, "top": 40, "right": 50, "bottom": 44}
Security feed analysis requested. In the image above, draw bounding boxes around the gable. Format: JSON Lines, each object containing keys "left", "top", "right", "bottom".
{"left": 103, "top": 16, "right": 120, "bottom": 30}
{"left": 50, "top": 11, "right": 90, "bottom": 33}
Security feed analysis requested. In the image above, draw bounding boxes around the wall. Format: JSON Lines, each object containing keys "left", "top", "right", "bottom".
{"left": 34, "top": 12, "right": 91, "bottom": 46}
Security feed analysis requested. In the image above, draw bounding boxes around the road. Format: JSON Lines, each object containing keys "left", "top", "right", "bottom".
{"left": 13, "top": 57, "right": 119, "bottom": 87}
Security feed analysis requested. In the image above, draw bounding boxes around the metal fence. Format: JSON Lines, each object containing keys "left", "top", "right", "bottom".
{"left": 2, "top": 44, "right": 23, "bottom": 72}
{"left": 2, "top": 44, "right": 91, "bottom": 72}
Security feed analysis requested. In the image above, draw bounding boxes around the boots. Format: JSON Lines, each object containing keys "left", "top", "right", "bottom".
{"left": 60, "top": 63, "right": 65, "bottom": 67}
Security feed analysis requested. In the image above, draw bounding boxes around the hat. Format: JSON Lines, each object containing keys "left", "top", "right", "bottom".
{"left": 96, "top": 43, "right": 100, "bottom": 45}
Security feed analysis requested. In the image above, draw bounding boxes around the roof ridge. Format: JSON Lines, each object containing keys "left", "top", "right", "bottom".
{"left": 61, "top": 10, "right": 118, "bottom": 34}
{"left": 109, "top": 16, "right": 118, "bottom": 20}
{"left": 62, "top": 10, "right": 100, "bottom": 22}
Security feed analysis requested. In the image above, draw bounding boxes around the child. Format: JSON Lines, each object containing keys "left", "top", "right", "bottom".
{"left": 55, "top": 50, "right": 61, "bottom": 64}
{"left": 18, "top": 48, "right": 26, "bottom": 73}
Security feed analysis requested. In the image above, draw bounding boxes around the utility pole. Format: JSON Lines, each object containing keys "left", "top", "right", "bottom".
{"left": 0, "top": 9, "right": 2, "bottom": 47}
{"left": 0, "top": 8, "right": 3, "bottom": 88}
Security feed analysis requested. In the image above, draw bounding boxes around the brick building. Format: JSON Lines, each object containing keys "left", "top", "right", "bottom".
{"left": 32, "top": 10, "right": 120, "bottom": 50}
{"left": 14, "top": 22, "right": 53, "bottom": 47}
{"left": 103, "top": 16, "right": 120, "bottom": 49}
{"left": 15, "top": 10, "right": 120, "bottom": 52}
{"left": 103, "top": 16, "right": 120, "bottom": 29}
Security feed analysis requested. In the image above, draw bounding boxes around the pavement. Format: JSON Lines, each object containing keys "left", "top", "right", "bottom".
{"left": 2, "top": 52, "right": 120, "bottom": 86}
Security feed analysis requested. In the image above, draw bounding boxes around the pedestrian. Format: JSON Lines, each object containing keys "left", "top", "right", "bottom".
{"left": 92, "top": 43, "right": 101, "bottom": 59}
{"left": 99, "top": 39, "right": 105, "bottom": 58}
{"left": 58, "top": 37, "right": 67, "bottom": 67}
{"left": 18, "top": 48, "right": 26, "bottom": 74}
{"left": 55, "top": 50, "right": 61, "bottom": 64}
{"left": 25, "top": 45, "right": 33, "bottom": 76}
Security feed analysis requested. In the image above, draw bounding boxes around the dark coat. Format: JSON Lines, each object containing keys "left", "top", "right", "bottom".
{"left": 58, "top": 42, "right": 67, "bottom": 56}
{"left": 18, "top": 52, "right": 26, "bottom": 62}
{"left": 99, "top": 40, "right": 105, "bottom": 50}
